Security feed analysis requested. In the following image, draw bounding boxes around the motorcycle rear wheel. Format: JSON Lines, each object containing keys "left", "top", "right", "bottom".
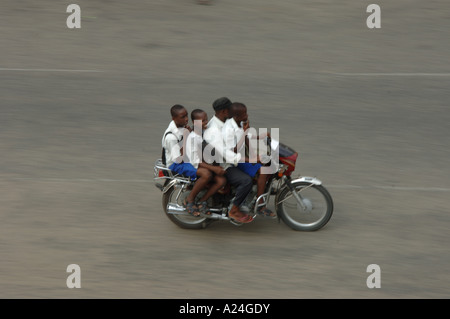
{"left": 276, "top": 182, "right": 333, "bottom": 231}
{"left": 162, "top": 186, "right": 213, "bottom": 229}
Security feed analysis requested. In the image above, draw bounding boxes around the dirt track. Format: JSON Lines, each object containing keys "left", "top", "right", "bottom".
{"left": 1, "top": 0, "right": 449, "bottom": 298}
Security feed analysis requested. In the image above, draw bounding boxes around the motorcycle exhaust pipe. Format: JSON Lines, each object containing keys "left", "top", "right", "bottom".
{"left": 167, "top": 203, "right": 189, "bottom": 215}
{"left": 166, "top": 203, "right": 229, "bottom": 220}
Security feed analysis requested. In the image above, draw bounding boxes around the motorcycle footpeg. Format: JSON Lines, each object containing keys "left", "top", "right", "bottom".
{"left": 203, "top": 212, "right": 224, "bottom": 220}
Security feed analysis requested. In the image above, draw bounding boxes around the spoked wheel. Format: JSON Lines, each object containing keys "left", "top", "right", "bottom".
{"left": 162, "top": 186, "right": 213, "bottom": 229}
{"left": 276, "top": 182, "right": 333, "bottom": 231}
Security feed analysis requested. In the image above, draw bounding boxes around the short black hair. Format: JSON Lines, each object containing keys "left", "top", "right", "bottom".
{"left": 191, "top": 109, "right": 205, "bottom": 122}
{"left": 230, "top": 102, "right": 246, "bottom": 116}
{"left": 170, "top": 104, "right": 186, "bottom": 117}
{"left": 212, "top": 97, "right": 232, "bottom": 111}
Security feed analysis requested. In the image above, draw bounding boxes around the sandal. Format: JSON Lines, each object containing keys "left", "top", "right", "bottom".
{"left": 229, "top": 212, "right": 253, "bottom": 224}
{"left": 183, "top": 198, "right": 200, "bottom": 217}
{"left": 197, "top": 201, "right": 211, "bottom": 216}
{"left": 257, "top": 207, "right": 276, "bottom": 218}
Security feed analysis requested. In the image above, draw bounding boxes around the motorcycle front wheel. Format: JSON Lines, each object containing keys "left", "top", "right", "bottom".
{"left": 162, "top": 186, "right": 213, "bottom": 229}
{"left": 276, "top": 182, "right": 333, "bottom": 231}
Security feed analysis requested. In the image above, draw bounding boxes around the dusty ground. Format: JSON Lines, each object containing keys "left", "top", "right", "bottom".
{"left": 0, "top": 0, "right": 449, "bottom": 298}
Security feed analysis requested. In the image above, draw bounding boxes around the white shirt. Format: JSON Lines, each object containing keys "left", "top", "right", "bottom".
{"left": 185, "top": 131, "right": 203, "bottom": 169}
{"left": 223, "top": 118, "right": 245, "bottom": 152}
{"left": 204, "top": 115, "right": 241, "bottom": 169}
{"left": 161, "top": 120, "right": 184, "bottom": 168}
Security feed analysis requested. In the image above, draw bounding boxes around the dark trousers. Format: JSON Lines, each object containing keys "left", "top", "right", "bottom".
{"left": 225, "top": 166, "right": 253, "bottom": 207}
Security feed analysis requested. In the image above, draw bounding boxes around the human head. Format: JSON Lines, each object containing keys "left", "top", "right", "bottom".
{"left": 212, "top": 97, "right": 232, "bottom": 121}
{"left": 191, "top": 109, "right": 208, "bottom": 131}
{"left": 230, "top": 102, "right": 248, "bottom": 127}
{"left": 170, "top": 104, "right": 189, "bottom": 128}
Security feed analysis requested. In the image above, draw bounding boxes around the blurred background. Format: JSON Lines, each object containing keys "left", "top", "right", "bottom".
{"left": 0, "top": 0, "right": 449, "bottom": 298}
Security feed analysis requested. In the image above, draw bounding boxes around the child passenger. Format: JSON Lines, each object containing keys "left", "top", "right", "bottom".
{"left": 185, "top": 109, "right": 227, "bottom": 216}
{"left": 162, "top": 104, "right": 190, "bottom": 170}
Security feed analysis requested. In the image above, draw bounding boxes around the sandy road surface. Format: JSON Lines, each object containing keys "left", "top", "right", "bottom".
{"left": 1, "top": 1, "right": 449, "bottom": 298}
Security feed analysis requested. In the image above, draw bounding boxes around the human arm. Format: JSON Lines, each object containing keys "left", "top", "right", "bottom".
{"left": 165, "top": 134, "right": 183, "bottom": 164}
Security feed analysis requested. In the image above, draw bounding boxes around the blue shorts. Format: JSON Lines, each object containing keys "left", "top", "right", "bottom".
{"left": 237, "top": 163, "right": 262, "bottom": 178}
{"left": 169, "top": 162, "right": 198, "bottom": 180}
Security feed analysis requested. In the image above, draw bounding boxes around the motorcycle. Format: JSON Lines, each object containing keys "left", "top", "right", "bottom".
{"left": 153, "top": 141, "right": 333, "bottom": 231}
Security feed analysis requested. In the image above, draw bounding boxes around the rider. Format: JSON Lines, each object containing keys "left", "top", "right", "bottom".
{"left": 185, "top": 109, "right": 227, "bottom": 216}
{"left": 162, "top": 104, "right": 190, "bottom": 169}
{"left": 203, "top": 97, "right": 253, "bottom": 224}
{"left": 223, "top": 102, "right": 276, "bottom": 218}
{"left": 162, "top": 104, "right": 213, "bottom": 217}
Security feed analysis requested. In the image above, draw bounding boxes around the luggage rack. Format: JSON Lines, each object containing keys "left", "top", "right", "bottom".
{"left": 153, "top": 159, "right": 192, "bottom": 190}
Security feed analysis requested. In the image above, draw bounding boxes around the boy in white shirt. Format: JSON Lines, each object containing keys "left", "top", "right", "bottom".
{"left": 162, "top": 104, "right": 190, "bottom": 169}
{"left": 162, "top": 105, "right": 210, "bottom": 217}
{"left": 222, "top": 102, "right": 275, "bottom": 218}
{"left": 185, "top": 109, "right": 227, "bottom": 216}
{"left": 203, "top": 97, "right": 253, "bottom": 223}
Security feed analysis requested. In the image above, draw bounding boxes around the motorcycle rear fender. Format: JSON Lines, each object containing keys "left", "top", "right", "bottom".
{"left": 162, "top": 179, "right": 178, "bottom": 193}
{"left": 161, "top": 177, "right": 193, "bottom": 193}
